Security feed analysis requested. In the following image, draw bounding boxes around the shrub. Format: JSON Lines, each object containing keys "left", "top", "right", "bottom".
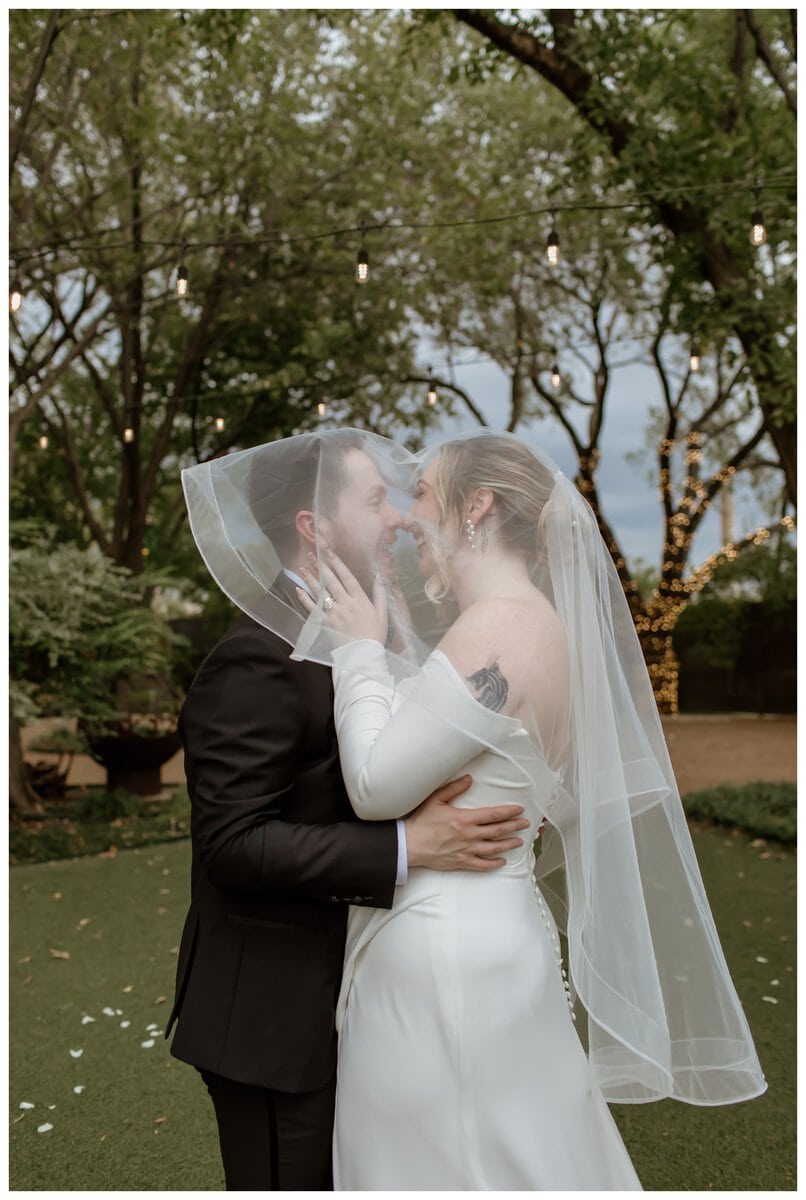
{"left": 76, "top": 789, "right": 141, "bottom": 822}
{"left": 682, "top": 781, "right": 796, "bottom": 844}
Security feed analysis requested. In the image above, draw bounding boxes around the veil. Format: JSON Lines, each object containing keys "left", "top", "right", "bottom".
{"left": 181, "top": 426, "right": 766, "bottom": 1106}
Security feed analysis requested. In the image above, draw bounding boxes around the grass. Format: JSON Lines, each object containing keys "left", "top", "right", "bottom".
{"left": 9, "top": 821, "right": 795, "bottom": 1191}
{"left": 611, "top": 822, "right": 795, "bottom": 1190}
{"left": 10, "top": 840, "right": 223, "bottom": 1190}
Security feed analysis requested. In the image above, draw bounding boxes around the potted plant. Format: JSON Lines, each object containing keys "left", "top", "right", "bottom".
{"left": 11, "top": 523, "right": 189, "bottom": 808}
{"left": 82, "top": 675, "right": 184, "bottom": 797}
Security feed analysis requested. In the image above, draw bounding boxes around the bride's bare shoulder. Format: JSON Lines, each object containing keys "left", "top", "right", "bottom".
{"left": 440, "top": 594, "right": 564, "bottom": 651}
{"left": 434, "top": 596, "right": 566, "bottom": 714}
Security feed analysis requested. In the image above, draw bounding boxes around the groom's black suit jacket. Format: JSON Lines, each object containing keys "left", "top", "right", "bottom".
{"left": 166, "top": 604, "right": 398, "bottom": 1093}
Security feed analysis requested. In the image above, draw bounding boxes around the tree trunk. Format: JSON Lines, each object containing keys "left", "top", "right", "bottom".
{"left": 637, "top": 619, "right": 681, "bottom": 715}
{"left": 9, "top": 714, "right": 45, "bottom": 816}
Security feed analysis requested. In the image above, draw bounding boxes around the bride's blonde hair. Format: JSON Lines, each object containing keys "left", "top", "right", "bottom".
{"left": 424, "top": 434, "right": 554, "bottom": 604}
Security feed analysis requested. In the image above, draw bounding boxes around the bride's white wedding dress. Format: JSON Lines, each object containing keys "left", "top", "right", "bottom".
{"left": 331, "top": 643, "right": 642, "bottom": 1191}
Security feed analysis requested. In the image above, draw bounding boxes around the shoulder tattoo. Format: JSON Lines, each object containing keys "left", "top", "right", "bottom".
{"left": 467, "top": 659, "right": 509, "bottom": 713}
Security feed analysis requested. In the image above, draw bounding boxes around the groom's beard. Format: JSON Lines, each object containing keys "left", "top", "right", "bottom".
{"left": 330, "top": 531, "right": 377, "bottom": 599}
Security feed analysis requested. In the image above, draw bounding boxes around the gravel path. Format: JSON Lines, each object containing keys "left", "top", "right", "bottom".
{"left": 23, "top": 714, "right": 796, "bottom": 796}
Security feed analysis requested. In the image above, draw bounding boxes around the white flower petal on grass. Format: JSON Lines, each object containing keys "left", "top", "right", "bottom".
{"left": 762, "top": 995, "right": 779, "bottom": 1004}
{"left": 69, "top": 1049, "right": 83, "bottom": 1058}
{"left": 48, "top": 1105, "right": 56, "bottom": 1110}
{"left": 81, "top": 1015, "right": 95, "bottom": 1025}
{"left": 120, "top": 1021, "right": 131, "bottom": 1029}
{"left": 141, "top": 1039, "right": 155, "bottom": 1049}
{"left": 755, "top": 955, "right": 769, "bottom": 964}
{"left": 37, "top": 1123, "right": 53, "bottom": 1134}
{"left": 19, "top": 1102, "right": 34, "bottom": 1110}
{"left": 771, "top": 979, "right": 780, "bottom": 986}
{"left": 145, "top": 1023, "right": 158, "bottom": 1031}
{"left": 73, "top": 1086, "right": 84, "bottom": 1095}
{"left": 102, "top": 1007, "right": 116, "bottom": 1017}
{"left": 115, "top": 1009, "right": 123, "bottom": 1016}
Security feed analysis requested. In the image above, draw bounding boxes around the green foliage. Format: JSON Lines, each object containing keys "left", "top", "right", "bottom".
{"left": 10, "top": 522, "right": 189, "bottom": 731}
{"left": 10, "top": 9, "right": 454, "bottom": 567}
{"left": 27, "top": 726, "right": 88, "bottom": 756}
{"left": 683, "top": 782, "right": 796, "bottom": 844}
{"left": 673, "top": 597, "right": 750, "bottom": 670}
{"left": 9, "top": 786, "right": 191, "bottom": 865}
{"left": 9, "top": 8, "right": 795, "bottom": 600}
{"left": 675, "top": 540, "right": 796, "bottom": 676}
{"left": 701, "top": 539, "right": 796, "bottom": 610}
{"left": 75, "top": 789, "right": 142, "bottom": 823}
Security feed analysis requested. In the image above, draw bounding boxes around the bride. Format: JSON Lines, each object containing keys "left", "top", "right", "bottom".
{"left": 184, "top": 428, "right": 766, "bottom": 1190}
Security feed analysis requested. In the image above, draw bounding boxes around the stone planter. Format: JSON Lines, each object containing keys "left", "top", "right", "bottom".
{"left": 85, "top": 728, "right": 182, "bottom": 796}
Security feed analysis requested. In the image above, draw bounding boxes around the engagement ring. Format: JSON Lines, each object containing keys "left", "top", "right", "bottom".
{"left": 323, "top": 595, "right": 336, "bottom": 612}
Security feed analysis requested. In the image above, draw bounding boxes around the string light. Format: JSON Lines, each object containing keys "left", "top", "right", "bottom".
{"left": 9, "top": 171, "right": 792, "bottom": 273}
{"left": 546, "top": 211, "right": 560, "bottom": 267}
{"left": 123, "top": 427, "right": 134, "bottom": 443}
{"left": 317, "top": 401, "right": 327, "bottom": 416}
{"left": 426, "top": 367, "right": 437, "bottom": 406}
{"left": 355, "top": 224, "right": 369, "bottom": 284}
{"left": 176, "top": 246, "right": 188, "bottom": 296}
{"left": 38, "top": 434, "right": 48, "bottom": 450}
{"left": 750, "top": 188, "right": 767, "bottom": 246}
{"left": 551, "top": 355, "right": 561, "bottom": 389}
{"left": 214, "top": 416, "right": 225, "bottom": 432}
{"left": 9, "top": 276, "right": 22, "bottom": 312}
{"left": 689, "top": 339, "right": 701, "bottom": 372}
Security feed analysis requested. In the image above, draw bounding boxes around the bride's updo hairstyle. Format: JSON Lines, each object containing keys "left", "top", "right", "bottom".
{"left": 424, "top": 433, "right": 555, "bottom": 604}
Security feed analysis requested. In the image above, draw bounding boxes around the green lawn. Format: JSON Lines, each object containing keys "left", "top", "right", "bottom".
{"left": 10, "top": 825, "right": 795, "bottom": 1190}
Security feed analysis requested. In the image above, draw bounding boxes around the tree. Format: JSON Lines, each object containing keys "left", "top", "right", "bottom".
{"left": 9, "top": 10, "right": 448, "bottom": 571}
{"left": 451, "top": 9, "right": 796, "bottom": 504}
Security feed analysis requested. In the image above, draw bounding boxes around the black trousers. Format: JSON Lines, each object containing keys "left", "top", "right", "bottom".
{"left": 200, "top": 1069, "right": 336, "bottom": 1191}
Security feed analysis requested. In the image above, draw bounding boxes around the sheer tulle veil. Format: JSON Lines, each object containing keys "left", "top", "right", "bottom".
{"left": 181, "top": 426, "right": 765, "bottom": 1106}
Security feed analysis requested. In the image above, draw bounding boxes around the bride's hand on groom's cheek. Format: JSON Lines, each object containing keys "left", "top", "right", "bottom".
{"left": 297, "top": 549, "right": 388, "bottom": 644}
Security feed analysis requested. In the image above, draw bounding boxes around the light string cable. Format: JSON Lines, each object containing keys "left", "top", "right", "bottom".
{"left": 8, "top": 170, "right": 796, "bottom": 270}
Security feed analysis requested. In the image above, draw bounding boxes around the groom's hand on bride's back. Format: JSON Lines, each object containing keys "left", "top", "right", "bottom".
{"left": 404, "top": 775, "right": 531, "bottom": 872}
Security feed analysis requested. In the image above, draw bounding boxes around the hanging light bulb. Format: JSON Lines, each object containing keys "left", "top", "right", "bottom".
{"left": 38, "top": 434, "right": 48, "bottom": 450}
{"left": 355, "top": 221, "right": 369, "bottom": 284}
{"left": 317, "top": 401, "right": 327, "bottom": 417}
{"left": 426, "top": 367, "right": 437, "bottom": 406}
{"left": 689, "top": 340, "right": 701, "bottom": 372}
{"left": 750, "top": 207, "right": 767, "bottom": 247}
{"left": 9, "top": 277, "right": 22, "bottom": 312}
{"left": 355, "top": 245, "right": 368, "bottom": 284}
{"left": 546, "top": 212, "right": 560, "bottom": 267}
{"left": 551, "top": 361, "right": 561, "bottom": 389}
{"left": 176, "top": 246, "right": 189, "bottom": 296}
{"left": 214, "top": 416, "right": 225, "bottom": 432}
{"left": 123, "top": 426, "right": 135, "bottom": 443}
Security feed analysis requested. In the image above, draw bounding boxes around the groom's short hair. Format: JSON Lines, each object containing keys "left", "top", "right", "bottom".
{"left": 248, "top": 430, "right": 364, "bottom": 560}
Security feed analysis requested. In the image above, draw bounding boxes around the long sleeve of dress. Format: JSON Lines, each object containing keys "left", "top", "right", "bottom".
{"left": 332, "top": 640, "right": 494, "bottom": 820}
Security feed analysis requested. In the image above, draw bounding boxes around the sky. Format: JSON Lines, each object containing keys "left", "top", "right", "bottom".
{"left": 418, "top": 350, "right": 773, "bottom": 576}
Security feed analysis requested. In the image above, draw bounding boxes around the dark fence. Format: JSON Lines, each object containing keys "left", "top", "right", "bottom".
{"left": 675, "top": 599, "right": 795, "bottom": 715}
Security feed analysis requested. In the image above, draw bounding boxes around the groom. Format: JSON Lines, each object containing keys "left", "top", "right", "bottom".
{"left": 167, "top": 431, "right": 530, "bottom": 1191}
